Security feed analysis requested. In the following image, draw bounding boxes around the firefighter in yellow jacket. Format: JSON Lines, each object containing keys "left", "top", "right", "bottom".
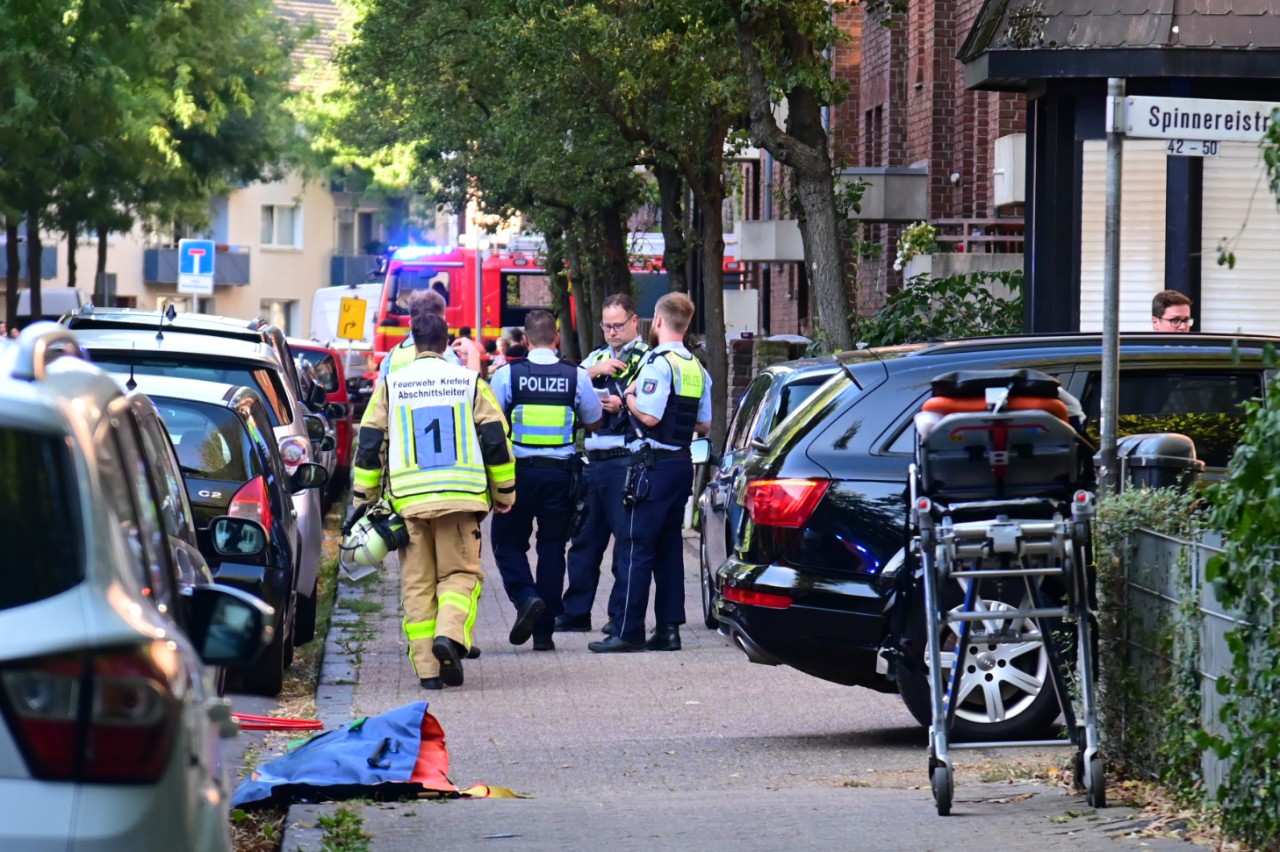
{"left": 350, "top": 311, "right": 516, "bottom": 690}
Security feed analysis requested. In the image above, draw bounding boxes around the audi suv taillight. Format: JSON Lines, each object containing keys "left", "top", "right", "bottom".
{"left": 229, "top": 476, "right": 273, "bottom": 533}
{"left": 278, "top": 435, "right": 309, "bottom": 473}
{"left": 745, "top": 479, "right": 830, "bottom": 528}
{"left": 0, "top": 644, "right": 181, "bottom": 783}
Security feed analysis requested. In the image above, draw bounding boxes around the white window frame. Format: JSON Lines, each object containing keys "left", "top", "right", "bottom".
{"left": 261, "top": 204, "right": 303, "bottom": 249}
{"left": 260, "top": 298, "right": 299, "bottom": 336}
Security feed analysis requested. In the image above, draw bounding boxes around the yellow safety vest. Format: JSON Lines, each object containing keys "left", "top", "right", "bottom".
{"left": 385, "top": 357, "right": 489, "bottom": 512}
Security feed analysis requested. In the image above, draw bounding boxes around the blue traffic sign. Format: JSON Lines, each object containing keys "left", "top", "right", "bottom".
{"left": 179, "top": 239, "right": 216, "bottom": 276}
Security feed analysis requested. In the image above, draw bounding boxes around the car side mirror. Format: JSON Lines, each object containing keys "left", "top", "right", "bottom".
{"left": 182, "top": 584, "right": 273, "bottom": 667}
{"left": 303, "top": 414, "right": 327, "bottom": 440}
{"left": 691, "top": 437, "right": 719, "bottom": 467}
{"left": 209, "top": 516, "right": 269, "bottom": 560}
{"left": 319, "top": 434, "right": 336, "bottom": 453}
{"left": 308, "top": 383, "right": 328, "bottom": 409}
{"left": 290, "top": 461, "right": 329, "bottom": 493}
{"left": 324, "top": 402, "right": 346, "bottom": 421}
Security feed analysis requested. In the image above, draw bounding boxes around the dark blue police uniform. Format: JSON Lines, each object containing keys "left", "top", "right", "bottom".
{"left": 590, "top": 343, "right": 711, "bottom": 652}
{"left": 489, "top": 349, "right": 601, "bottom": 648}
{"left": 560, "top": 337, "right": 650, "bottom": 631}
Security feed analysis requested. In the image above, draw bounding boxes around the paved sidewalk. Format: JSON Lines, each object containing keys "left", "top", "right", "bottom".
{"left": 281, "top": 529, "right": 1184, "bottom": 851}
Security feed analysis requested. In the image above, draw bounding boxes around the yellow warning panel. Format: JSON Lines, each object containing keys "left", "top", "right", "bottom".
{"left": 338, "top": 297, "right": 367, "bottom": 341}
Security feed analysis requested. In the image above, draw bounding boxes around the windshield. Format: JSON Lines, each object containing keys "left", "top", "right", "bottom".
{"left": 389, "top": 268, "right": 452, "bottom": 315}
{"left": 0, "top": 428, "right": 83, "bottom": 610}
{"left": 89, "top": 354, "right": 292, "bottom": 426}
{"left": 151, "top": 398, "right": 256, "bottom": 482}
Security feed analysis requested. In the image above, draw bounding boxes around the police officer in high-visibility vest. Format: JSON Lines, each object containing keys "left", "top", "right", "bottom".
{"left": 375, "top": 290, "right": 482, "bottom": 386}
{"left": 556, "top": 294, "right": 650, "bottom": 634}
{"left": 488, "top": 310, "right": 602, "bottom": 651}
{"left": 350, "top": 311, "right": 516, "bottom": 689}
{"left": 589, "top": 293, "right": 711, "bottom": 654}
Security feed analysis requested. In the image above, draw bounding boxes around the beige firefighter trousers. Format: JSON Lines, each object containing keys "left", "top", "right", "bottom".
{"left": 400, "top": 512, "right": 485, "bottom": 678}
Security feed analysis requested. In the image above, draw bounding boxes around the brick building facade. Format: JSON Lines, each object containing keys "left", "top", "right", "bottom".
{"left": 749, "top": 1, "right": 1025, "bottom": 337}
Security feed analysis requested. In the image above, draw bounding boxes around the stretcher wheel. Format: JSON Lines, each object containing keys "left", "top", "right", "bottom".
{"left": 1086, "top": 756, "right": 1106, "bottom": 808}
{"left": 932, "top": 764, "right": 953, "bottom": 816}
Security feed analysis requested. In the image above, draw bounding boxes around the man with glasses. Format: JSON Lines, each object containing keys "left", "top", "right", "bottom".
{"left": 1151, "top": 290, "right": 1194, "bottom": 333}
{"left": 556, "top": 294, "right": 651, "bottom": 634}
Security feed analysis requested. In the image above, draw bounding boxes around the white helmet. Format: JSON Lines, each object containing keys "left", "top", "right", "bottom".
{"left": 339, "top": 510, "right": 408, "bottom": 572}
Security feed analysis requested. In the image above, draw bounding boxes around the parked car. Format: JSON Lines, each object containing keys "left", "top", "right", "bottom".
{"left": 62, "top": 308, "right": 327, "bottom": 647}
{"left": 0, "top": 323, "right": 272, "bottom": 852}
{"left": 290, "top": 337, "right": 355, "bottom": 501}
{"left": 701, "top": 332, "right": 1278, "bottom": 741}
{"left": 293, "top": 355, "right": 338, "bottom": 497}
{"left": 121, "top": 374, "right": 327, "bottom": 696}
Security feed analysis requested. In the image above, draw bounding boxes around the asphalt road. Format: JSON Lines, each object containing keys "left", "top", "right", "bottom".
{"left": 249, "top": 528, "right": 1188, "bottom": 852}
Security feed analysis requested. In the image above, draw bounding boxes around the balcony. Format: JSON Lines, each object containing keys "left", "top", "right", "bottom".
{"left": 143, "top": 246, "right": 250, "bottom": 287}
{"left": 0, "top": 245, "right": 58, "bottom": 279}
{"left": 330, "top": 254, "right": 383, "bottom": 287}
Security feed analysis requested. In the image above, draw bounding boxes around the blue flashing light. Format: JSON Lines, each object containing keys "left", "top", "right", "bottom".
{"left": 391, "top": 245, "right": 454, "bottom": 261}
{"left": 836, "top": 536, "right": 881, "bottom": 574}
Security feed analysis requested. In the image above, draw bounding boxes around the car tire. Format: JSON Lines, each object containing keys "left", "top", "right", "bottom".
{"left": 897, "top": 580, "right": 1063, "bottom": 741}
{"left": 699, "top": 529, "right": 719, "bottom": 630}
{"left": 294, "top": 577, "right": 318, "bottom": 646}
{"left": 242, "top": 619, "right": 286, "bottom": 697}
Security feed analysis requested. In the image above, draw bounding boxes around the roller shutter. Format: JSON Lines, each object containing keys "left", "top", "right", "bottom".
{"left": 1079, "top": 140, "right": 1168, "bottom": 332}
{"left": 1200, "top": 142, "right": 1280, "bottom": 336}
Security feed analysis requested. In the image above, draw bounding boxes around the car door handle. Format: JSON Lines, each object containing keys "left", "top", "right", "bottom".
{"left": 710, "top": 488, "right": 726, "bottom": 509}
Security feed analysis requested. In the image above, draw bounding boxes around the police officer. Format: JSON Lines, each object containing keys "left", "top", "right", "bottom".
{"left": 488, "top": 310, "right": 602, "bottom": 651}
{"left": 350, "top": 312, "right": 516, "bottom": 689}
{"left": 376, "top": 290, "right": 481, "bottom": 382}
{"left": 556, "top": 294, "right": 650, "bottom": 634}
{"left": 589, "top": 293, "right": 711, "bottom": 654}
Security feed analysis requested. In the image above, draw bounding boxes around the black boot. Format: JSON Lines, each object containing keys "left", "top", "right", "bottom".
{"left": 645, "top": 624, "right": 681, "bottom": 652}
{"left": 432, "top": 636, "right": 465, "bottom": 686}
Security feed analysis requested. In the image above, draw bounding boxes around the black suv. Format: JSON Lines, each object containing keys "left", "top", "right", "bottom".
{"left": 132, "top": 374, "right": 326, "bottom": 696}
{"left": 700, "top": 332, "right": 1277, "bottom": 740}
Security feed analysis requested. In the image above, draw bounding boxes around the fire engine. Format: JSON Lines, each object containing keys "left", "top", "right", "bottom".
{"left": 370, "top": 241, "right": 741, "bottom": 355}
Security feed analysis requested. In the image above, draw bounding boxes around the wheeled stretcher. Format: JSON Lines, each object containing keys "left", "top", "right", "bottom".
{"left": 907, "top": 369, "right": 1104, "bottom": 816}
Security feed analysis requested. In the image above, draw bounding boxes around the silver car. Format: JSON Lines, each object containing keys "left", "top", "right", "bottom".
{"left": 0, "top": 324, "right": 271, "bottom": 851}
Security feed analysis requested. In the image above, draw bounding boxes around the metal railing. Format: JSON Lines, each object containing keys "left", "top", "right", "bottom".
{"left": 931, "top": 217, "right": 1025, "bottom": 254}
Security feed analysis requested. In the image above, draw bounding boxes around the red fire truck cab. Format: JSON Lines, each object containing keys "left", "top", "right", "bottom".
{"left": 372, "top": 245, "right": 559, "bottom": 354}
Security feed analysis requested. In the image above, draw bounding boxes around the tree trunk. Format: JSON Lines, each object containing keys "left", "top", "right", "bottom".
{"left": 5, "top": 218, "right": 20, "bottom": 330}
{"left": 65, "top": 219, "right": 77, "bottom": 289}
{"left": 96, "top": 224, "right": 109, "bottom": 305}
{"left": 696, "top": 187, "right": 729, "bottom": 451}
{"left": 655, "top": 164, "right": 689, "bottom": 293}
{"left": 545, "top": 229, "right": 580, "bottom": 362}
{"left": 600, "top": 202, "right": 632, "bottom": 296}
{"left": 26, "top": 210, "right": 41, "bottom": 321}
{"left": 734, "top": 13, "right": 853, "bottom": 353}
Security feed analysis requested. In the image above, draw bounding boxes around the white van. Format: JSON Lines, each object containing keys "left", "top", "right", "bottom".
{"left": 309, "top": 284, "right": 381, "bottom": 348}
{"left": 18, "top": 288, "right": 87, "bottom": 323}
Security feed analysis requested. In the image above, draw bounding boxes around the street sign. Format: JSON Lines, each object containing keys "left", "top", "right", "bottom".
{"left": 1165, "top": 139, "right": 1220, "bottom": 158}
{"left": 337, "top": 297, "right": 367, "bottom": 341}
{"left": 177, "top": 239, "right": 216, "bottom": 296}
{"left": 1124, "top": 95, "right": 1280, "bottom": 143}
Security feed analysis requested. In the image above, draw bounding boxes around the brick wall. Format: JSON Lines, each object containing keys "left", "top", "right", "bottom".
{"left": 825, "top": 1, "right": 1027, "bottom": 326}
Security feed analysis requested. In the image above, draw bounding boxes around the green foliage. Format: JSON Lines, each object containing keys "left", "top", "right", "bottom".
{"left": 1093, "top": 488, "right": 1206, "bottom": 800}
{"left": 1204, "top": 346, "right": 1280, "bottom": 847}
{"left": 855, "top": 270, "right": 1024, "bottom": 347}
{"left": 317, "top": 806, "right": 371, "bottom": 852}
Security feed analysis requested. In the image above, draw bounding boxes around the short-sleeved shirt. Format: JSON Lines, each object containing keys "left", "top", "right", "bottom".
{"left": 627, "top": 342, "right": 713, "bottom": 452}
{"left": 584, "top": 335, "right": 647, "bottom": 451}
{"left": 488, "top": 348, "right": 602, "bottom": 459}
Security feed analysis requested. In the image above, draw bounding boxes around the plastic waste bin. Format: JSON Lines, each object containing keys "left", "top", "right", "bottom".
{"left": 1102, "top": 433, "right": 1205, "bottom": 491}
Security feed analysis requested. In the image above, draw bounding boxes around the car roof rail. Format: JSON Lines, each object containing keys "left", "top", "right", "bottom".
{"left": 12, "top": 322, "right": 89, "bottom": 382}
